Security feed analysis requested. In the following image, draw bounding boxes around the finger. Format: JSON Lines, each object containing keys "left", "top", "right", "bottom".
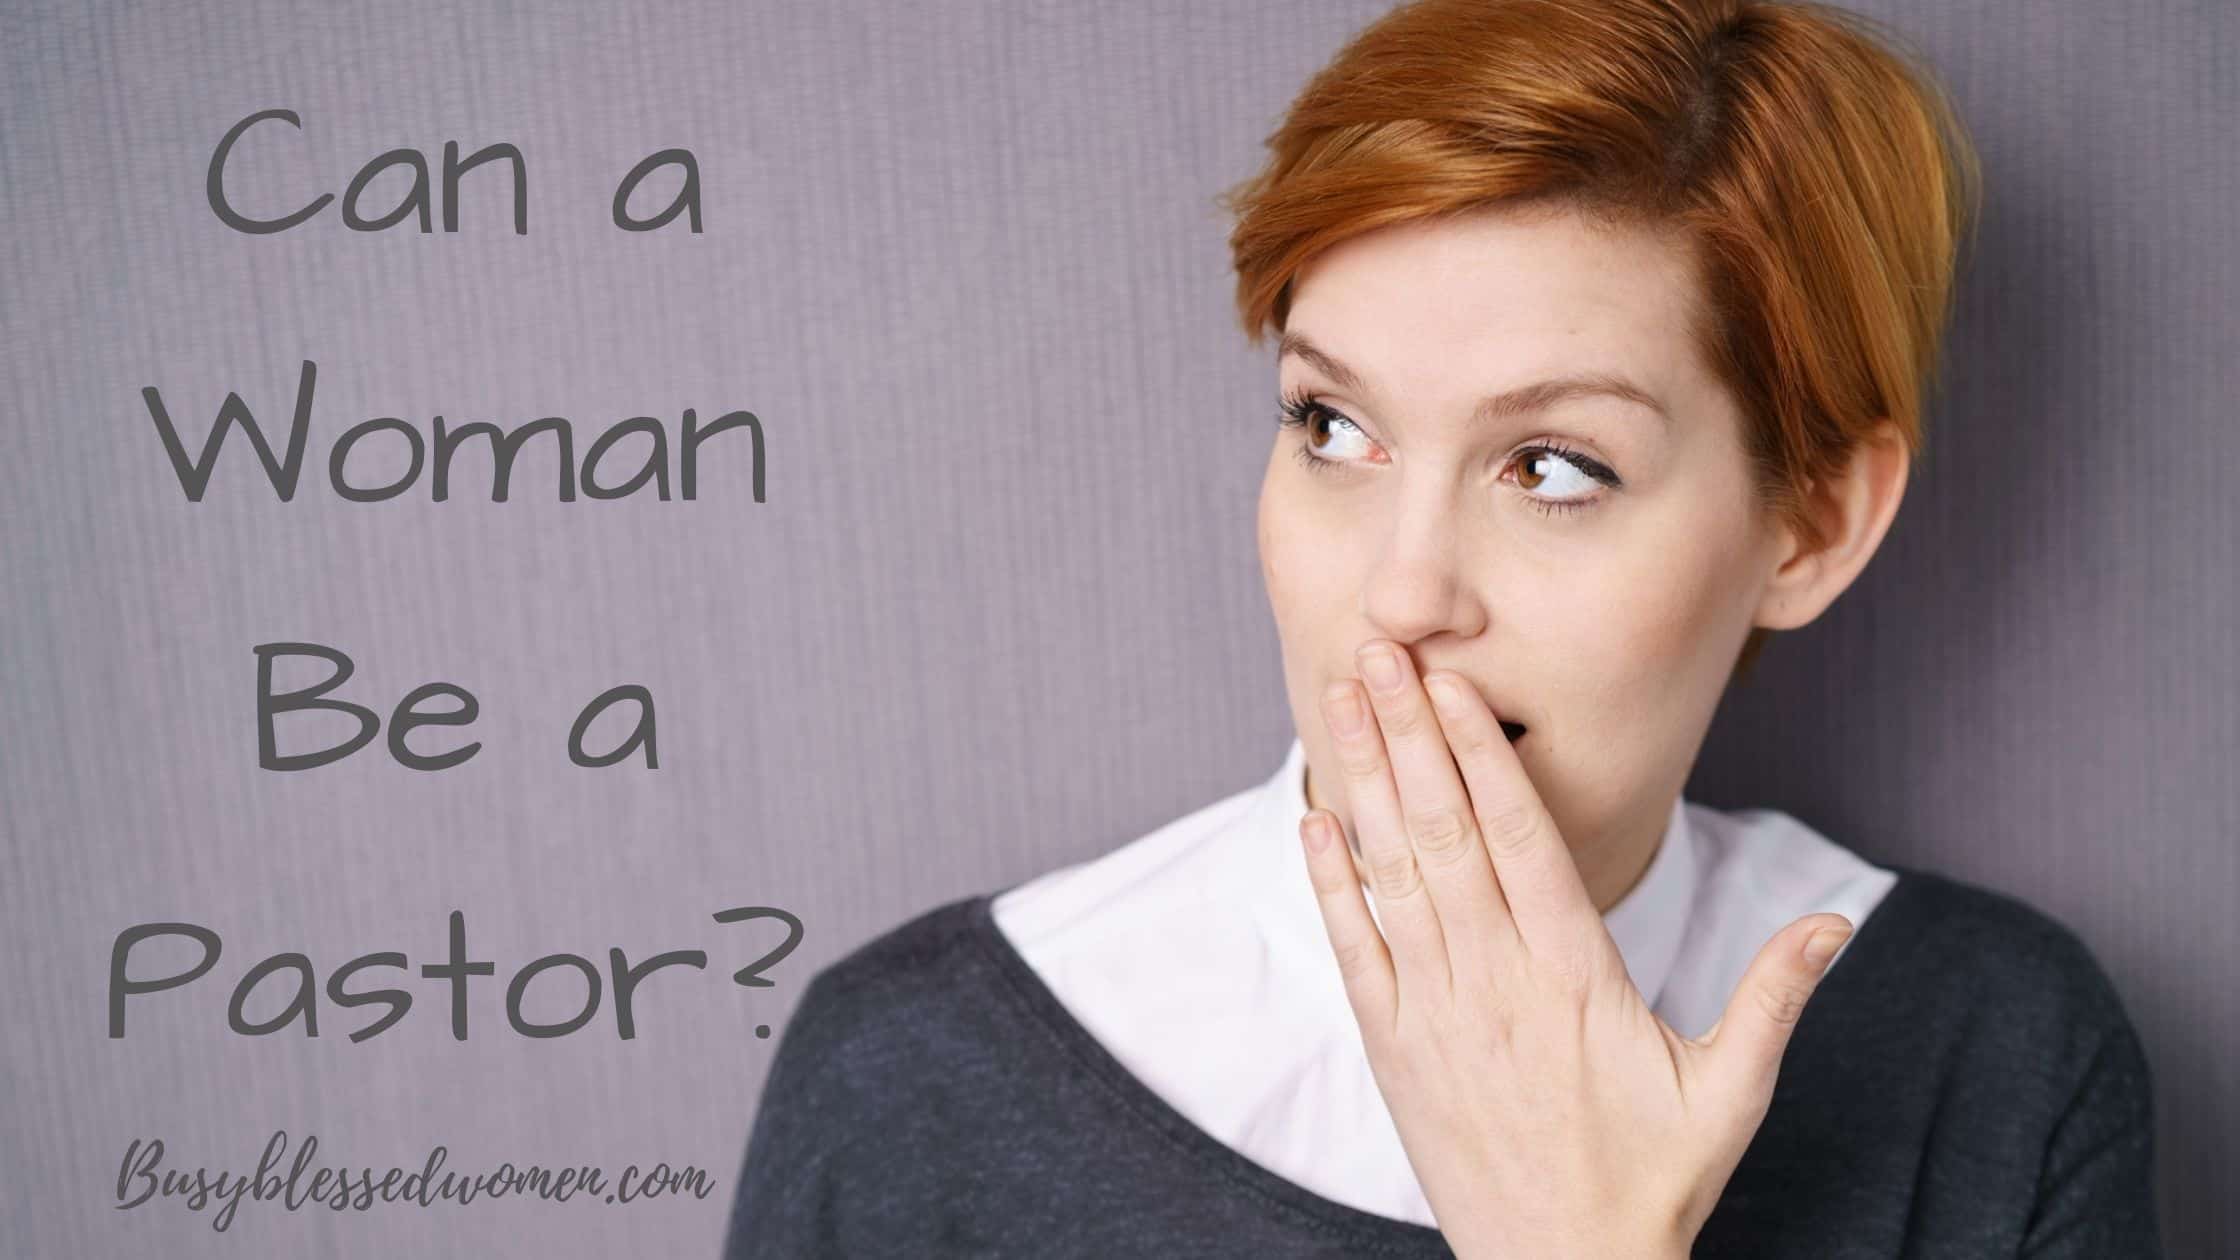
{"left": 1354, "top": 640, "right": 1519, "bottom": 975}
{"left": 1298, "top": 808, "right": 1398, "bottom": 1035}
{"left": 1321, "top": 677, "right": 1451, "bottom": 998}
{"left": 1697, "top": 915, "right": 1854, "bottom": 1112}
{"left": 1423, "top": 669, "right": 1601, "bottom": 964}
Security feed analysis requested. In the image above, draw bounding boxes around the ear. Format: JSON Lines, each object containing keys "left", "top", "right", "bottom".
{"left": 1754, "top": 420, "right": 1911, "bottom": 632}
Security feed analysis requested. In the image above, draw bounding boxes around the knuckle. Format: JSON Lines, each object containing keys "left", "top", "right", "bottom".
{"left": 1331, "top": 940, "right": 1376, "bottom": 982}
{"left": 1479, "top": 796, "right": 1544, "bottom": 855}
{"left": 1337, "top": 741, "right": 1385, "bottom": 782}
{"left": 1366, "top": 847, "right": 1421, "bottom": 900}
{"left": 1405, "top": 807, "right": 1473, "bottom": 860}
{"left": 1375, "top": 701, "right": 1426, "bottom": 740}
{"left": 1538, "top": 941, "right": 1602, "bottom": 994}
{"left": 1446, "top": 723, "right": 1494, "bottom": 762}
{"left": 1753, "top": 979, "right": 1814, "bottom": 1027}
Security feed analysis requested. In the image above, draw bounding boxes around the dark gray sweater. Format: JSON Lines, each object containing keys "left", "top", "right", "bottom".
{"left": 722, "top": 864, "right": 2161, "bottom": 1257}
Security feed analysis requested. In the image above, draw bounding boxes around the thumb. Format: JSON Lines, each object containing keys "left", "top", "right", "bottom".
{"left": 1697, "top": 914, "right": 1854, "bottom": 1109}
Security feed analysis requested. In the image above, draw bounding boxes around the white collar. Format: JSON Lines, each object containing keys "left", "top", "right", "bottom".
{"left": 1240, "top": 736, "right": 1699, "bottom": 1012}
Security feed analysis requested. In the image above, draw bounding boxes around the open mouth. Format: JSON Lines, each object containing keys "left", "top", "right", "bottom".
{"left": 1498, "top": 719, "right": 1527, "bottom": 744}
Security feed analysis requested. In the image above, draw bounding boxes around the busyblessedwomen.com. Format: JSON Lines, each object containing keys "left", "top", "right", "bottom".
{"left": 116, "top": 1129, "right": 717, "bottom": 1233}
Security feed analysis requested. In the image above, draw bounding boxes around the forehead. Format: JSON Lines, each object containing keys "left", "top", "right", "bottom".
{"left": 1282, "top": 204, "right": 1708, "bottom": 393}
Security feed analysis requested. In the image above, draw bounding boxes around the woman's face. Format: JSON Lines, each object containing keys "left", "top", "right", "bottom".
{"left": 1257, "top": 201, "right": 1786, "bottom": 901}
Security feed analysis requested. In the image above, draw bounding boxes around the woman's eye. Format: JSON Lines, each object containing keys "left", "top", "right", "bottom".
{"left": 1303, "top": 411, "right": 1375, "bottom": 463}
{"left": 1506, "top": 445, "right": 1622, "bottom": 517}
{"left": 1512, "top": 448, "right": 1599, "bottom": 500}
{"left": 1276, "top": 394, "right": 1381, "bottom": 472}
{"left": 1275, "top": 394, "right": 1380, "bottom": 472}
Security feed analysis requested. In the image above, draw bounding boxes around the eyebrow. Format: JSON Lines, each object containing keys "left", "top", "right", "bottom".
{"left": 1277, "top": 331, "right": 1670, "bottom": 427}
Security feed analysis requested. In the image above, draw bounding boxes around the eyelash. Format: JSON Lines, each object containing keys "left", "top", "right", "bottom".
{"left": 1275, "top": 388, "right": 1623, "bottom": 518}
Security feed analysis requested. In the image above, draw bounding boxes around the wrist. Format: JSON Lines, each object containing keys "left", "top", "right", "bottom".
{"left": 1446, "top": 1226, "right": 1692, "bottom": 1260}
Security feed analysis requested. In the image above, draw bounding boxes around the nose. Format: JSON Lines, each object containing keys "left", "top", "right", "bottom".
{"left": 1359, "top": 484, "right": 1488, "bottom": 646}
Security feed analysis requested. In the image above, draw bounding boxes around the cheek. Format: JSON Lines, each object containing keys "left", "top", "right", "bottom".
{"left": 1255, "top": 471, "right": 1285, "bottom": 609}
{"left": 1256, "top": 459, "right": 1350, "bottom": 635}
{"left": 1258, "top": 460, "right": 1371, "bottom": 748}
{"left": 1563, "top": 498, "right": 1763, "bottom": 725}
{"left": 1513, "top": 533, "right": 1749, "bottom": 836}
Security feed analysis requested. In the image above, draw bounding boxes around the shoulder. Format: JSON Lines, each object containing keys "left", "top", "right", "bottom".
{"left": 726, "top": 896, "right": 1023, "bottom": 1248}
{"left": 780, "top": 894, "right": 997, "bottom": 1064}
{"left": 737, "top": 897, "right": 1006, "bottom": 1172}
{"left": 1867, "top": 864, "right": 2142, "bottom": 1036}
{"left": 1857, "top": 869, "right": 2161, "bottom": 1245}
{"left": 1806, "top": 862, "right": 2155, "bottom": 1129}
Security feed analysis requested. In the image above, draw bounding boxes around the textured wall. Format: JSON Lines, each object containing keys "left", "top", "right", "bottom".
{"left": 2, "top": 1, "right": 2231, "bottom": 1255}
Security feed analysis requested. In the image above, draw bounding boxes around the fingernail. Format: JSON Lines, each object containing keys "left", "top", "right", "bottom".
{"left": 1302, "top": 813, "right": 1333, "bottom": 853}
{"left": 1802, "top": 926, "right": 1853, "bottom": 968}
{"left": 1359, "top": 645, "right": 1403, "bottom": 694}
{"left": 1323, "top": 684, "right": 1367, "bottom": 737}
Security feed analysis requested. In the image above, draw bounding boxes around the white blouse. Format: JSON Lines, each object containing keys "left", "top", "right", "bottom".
{"left": 990, "top": 735, "right": 1899, "bottom": 1228}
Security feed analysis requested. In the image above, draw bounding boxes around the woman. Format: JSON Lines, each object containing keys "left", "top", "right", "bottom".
{"left": 724, "top": 0, "right": 2162, "bottom": 1255}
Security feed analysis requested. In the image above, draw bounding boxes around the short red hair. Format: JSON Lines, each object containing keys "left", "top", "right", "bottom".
{"left": 1221, "top": 0, "right": 1980, "bottom": 680}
